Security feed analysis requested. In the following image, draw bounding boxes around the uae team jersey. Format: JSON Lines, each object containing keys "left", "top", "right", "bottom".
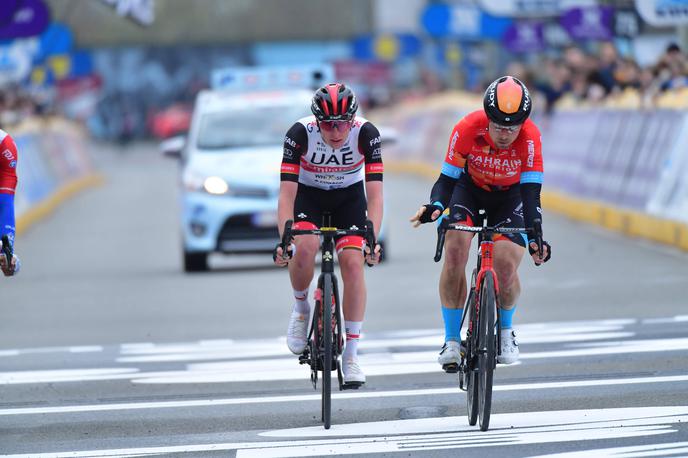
{"left": 280, "top": 116, "right": 384, "bottom": 190}
{"left": 0, "top": 129, "right": 18, "bottom": 240}
{"left": 441, "top": 110, "right": 543, "bottom": 190}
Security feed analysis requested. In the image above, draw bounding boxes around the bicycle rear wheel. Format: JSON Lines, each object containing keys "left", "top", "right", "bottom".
{"left": 465, "top": 287, "right": 479, "bottom": 426}
{"left": 321, "top": 274, "right": 334, "bottom": 429}
{"left": 477, "top": 271, "right": 497, "bottom": 431}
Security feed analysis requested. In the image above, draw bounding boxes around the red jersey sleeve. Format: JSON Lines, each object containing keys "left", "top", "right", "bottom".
{"left": 0, "top": 133, "right": 18, "bottom": 195}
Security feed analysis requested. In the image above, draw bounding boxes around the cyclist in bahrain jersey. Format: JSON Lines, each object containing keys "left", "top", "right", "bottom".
{"left": 410, "top": 76, "right": 551, "bottom": 367}
{"left": 0, "top": 129, "right": 20, "bottom": 276}
{"left": 273, "top": 83, "right": 383, "bottom": 385}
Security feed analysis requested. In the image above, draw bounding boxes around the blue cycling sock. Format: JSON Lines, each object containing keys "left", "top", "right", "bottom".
{"left": 441, "top": 306, "right": 463, "bottom": 342}
{"left": 500, "top": 306, "right": 516, "bottom": 329}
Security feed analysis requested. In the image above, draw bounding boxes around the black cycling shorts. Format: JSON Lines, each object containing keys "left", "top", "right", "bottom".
{"left": 445, "top": 175, "right": 528, "bottom": 247}
{"left": 293, "top": 181, "right": 367, "bottom": 251}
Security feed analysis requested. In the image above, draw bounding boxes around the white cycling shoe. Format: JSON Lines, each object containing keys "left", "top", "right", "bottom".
{"left": 342, "top": 358, "right": 366, "bottom": 385}
{"left": 286, "top": 311, "right": 308, "bottom": 355}
{"left": 438, "top": 340, "right": 462, "bottom": 372}
{"left": 498, "top": 328, "right": 519, "bottom": 364}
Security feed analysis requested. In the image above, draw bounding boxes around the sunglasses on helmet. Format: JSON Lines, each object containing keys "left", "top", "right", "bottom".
{"left": 319, "top": 120, "right": 353, "bottom": 132}
{"left": 490, "top": 122, "right": 522, "bottom": 133}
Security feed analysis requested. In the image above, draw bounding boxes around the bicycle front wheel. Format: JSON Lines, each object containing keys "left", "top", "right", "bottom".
{"left": 478, "top": 271, "right": 497, "bottom": 431}
{"left": 321, "top": 274, "right": 334, "bottom": 429}
{"left": 465, "top": 287, "right": 479, "bottom": 426}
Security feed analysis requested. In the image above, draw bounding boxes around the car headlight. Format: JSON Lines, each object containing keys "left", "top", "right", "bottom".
{"left": 183, "top": 171, "right": 229, "bottom": 195}
{"left": 203, "top": 176, "right": 229, "bottom": 195}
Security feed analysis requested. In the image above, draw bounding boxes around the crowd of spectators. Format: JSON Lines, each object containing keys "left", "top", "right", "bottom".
{"left": 511, "top": 42, "right": 688, "bottom": 113}
{"left": 0, "top": 85, "right": 49, "bottom": 129}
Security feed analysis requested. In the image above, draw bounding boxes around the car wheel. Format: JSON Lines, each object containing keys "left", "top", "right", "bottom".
{"left": 184, "top": 251, "right": 209, "bottom": 272}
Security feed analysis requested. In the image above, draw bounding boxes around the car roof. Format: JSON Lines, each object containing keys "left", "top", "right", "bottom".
{"left": 195, "top": 89, "right": 314, "bottom": 114}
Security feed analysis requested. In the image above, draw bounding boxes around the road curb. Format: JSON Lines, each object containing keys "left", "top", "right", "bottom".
{"left": 16, "top": 174, "right": 106, "bottom": 235}
{"left": 386, "top": 160, "right": 688, "bottom": 252}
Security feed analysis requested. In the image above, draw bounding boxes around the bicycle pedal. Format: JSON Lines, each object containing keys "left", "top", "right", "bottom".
{"left": 442, "top": 363, "right": 459, "bottom": 374}
{"left": 342, "top": 381, "right": 363, "bottom": 390}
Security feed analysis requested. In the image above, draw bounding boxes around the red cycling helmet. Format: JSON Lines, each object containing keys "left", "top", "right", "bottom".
{"left": 311, "top": 83, "right": 358, "bottom": 121}
{"left": 483, "top": 76, "right": 532, "bottom": 126}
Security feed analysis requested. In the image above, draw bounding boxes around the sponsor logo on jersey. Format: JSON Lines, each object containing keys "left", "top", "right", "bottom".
{"left": 371, "top": 147, "right": 382, "bottom": 160}
{"left": 9, "top": 160, "right": 16, "bottom": 168}
{"left": 308, "top": 151, "right": 355, "bottom": 166}
{"left": 283, "top": 148, "right": 293, "bottom": 159}
{"left": 369, "top": 136, "right": 381, "bottom": 147}
{"left": 448, "top": 131, "right": 459, "bottom": 160}
{"left": 284, "top": 136, "right": 298, "bottom": 148}
{"left": 2, "top": 149, "right": 14, "bottom": 161}
{"left": 297, "top": 212, "right": 307, "bottom": 219}
{"left": 526, "top": 140, "right": 535, "bottom": 167}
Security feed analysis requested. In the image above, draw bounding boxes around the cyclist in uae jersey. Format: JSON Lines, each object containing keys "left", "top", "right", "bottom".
{"left": 410, "top": 76, "right": 551, "bottom": 368}
{"left": 0, "top": 129, "right": 20, "bottom": 276}
{"left": 273, "top": 83, "right": 383, "bottom": 386}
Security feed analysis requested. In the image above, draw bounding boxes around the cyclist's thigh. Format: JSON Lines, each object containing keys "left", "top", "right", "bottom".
{"left": 447, "top": 177, "right": 479, "bottom": 227}
{"left": 293, "top": 184, "right": 323, "bottom": 249}
{"left": 487, "top": 188, "right": 527, "bottom": 249}
{"left": 332, "top": 182, "right": 366, "bottom": 255}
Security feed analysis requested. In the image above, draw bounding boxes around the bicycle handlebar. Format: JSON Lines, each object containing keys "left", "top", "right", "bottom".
{"left": 280, "top": 219, "right": 378, "bottom": 267}
{"left": 433, "top": 221, "right": 533, "bottom": 263}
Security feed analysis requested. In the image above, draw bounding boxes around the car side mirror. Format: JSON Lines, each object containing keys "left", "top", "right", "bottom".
{"left": 160, "top": 135, "right": 186, "bottom": 159}
{"left": 378, "top": 126, "right": 398, "bottom": 146}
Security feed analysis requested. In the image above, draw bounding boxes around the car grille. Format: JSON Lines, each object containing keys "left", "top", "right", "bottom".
{"left": 230, "top": 186, "right": 271, "bottom": 199}
{"left": 217, "top": 214, "right": 278, "bottom": 253}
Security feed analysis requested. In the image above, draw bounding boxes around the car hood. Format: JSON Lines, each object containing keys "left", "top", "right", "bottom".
{"left": 187, "top": 146, "right": 282, "bottom": 191}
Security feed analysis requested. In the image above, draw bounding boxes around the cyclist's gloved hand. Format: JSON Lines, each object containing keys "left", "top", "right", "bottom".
{"left": 0, "top": 240, "right": 19, "bottom": 276}
{"left": 364, "top": 242, "right": 382, "bottom": 266}
{"left": 410, "top": 203, "right": 443, "bottom": 227}
{"left": 272, "top": 243, "right": 295, "bottom": 267}
{"left": 528, "top": 240, "right": 551, "bottom": 266}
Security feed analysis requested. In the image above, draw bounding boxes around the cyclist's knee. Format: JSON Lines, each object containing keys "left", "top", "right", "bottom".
{"left": 444, "top": 233, "right": 470, "bottom": 267}
{"left": 494, "top": 256, "right": 519, "bottom": 286}
{"left": 338, "top": 250, "right": 364, "bottom": 277}
{"left": 292, "top": 236, "right": 319, "bottom": 267}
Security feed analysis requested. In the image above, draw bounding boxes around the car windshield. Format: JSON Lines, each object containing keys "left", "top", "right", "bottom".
{"left": 197, "top": 104, "right": 312, "bottom": 150}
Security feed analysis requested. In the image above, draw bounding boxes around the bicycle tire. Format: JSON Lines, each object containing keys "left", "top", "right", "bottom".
{"left": 321, "top": 274, "right": 334, "bottom": 429}
{"left": 478, "top": 271, "right": 497, "bottom": 431}
{"left": 465, "top": 287, "right": 479, "bottom": 426}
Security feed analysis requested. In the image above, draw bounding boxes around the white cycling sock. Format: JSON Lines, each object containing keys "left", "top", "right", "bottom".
{"left": 343, "top": 321, "right": 362, "bottom": 361}
{"left": 293, "top": 288, "right": 310, "bottom": 315}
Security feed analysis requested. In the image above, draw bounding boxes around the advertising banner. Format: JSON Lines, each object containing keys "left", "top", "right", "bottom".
{"left": 635, "top": 0, "right": 688, "bottom": 26}
{"left": 560, "top": 6, "right": 614, "bottom": 41}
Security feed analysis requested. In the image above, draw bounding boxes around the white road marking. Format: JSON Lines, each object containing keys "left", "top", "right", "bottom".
{"left": 0, "top": 368, "right": 139, "bottom": 384}
{"left": 0, "top": 346, "right": 102, "bottom": 358}
{"left": 529, "top": 442, "right": 688, "bottom": 458}
{"left": 1, "top": 374, "right": 686, "bottom": 416}
{"left": 1, "top": 407, "right": 685, "bottom": 458}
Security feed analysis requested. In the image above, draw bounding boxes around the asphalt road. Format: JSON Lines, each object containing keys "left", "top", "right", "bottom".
{"left": 1, "top": 143, "right": 687, "bottom": 457}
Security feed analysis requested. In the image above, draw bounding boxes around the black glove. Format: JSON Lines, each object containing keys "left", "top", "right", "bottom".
{"left": 528, "top": 239, "right": 551, "bottom": 263}
{"left": 418, "top": 203, "right": 443, "bottom": 224}
{"left": 272, "top": 243, "right": 294, "bottom": 264}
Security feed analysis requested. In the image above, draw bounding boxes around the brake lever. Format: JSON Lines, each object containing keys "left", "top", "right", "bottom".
{"left": 280, "top": 220, "right": 294, "bottom": 260}
{"left": 364, "top": 219, "right": 376, "bottom": 267}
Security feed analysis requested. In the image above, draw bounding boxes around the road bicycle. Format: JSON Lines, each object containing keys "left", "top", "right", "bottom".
{"left": 278, "top": 215, "right": 376, "bottom": 429}
{"left": 434, "top": 210, "right": 541, "bottom": 431}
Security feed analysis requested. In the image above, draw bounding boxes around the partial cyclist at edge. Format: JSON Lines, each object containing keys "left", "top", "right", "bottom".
{"left": 0, "top": 128, "right": 20, "bottom": 277}
{"left": 410, "top": 76, "right": 551, "bottom": 368}
{"left": 273, "top": 83, "right": 383, "bottom": 385}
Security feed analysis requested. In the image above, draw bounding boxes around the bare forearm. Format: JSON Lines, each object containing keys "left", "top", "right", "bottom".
{"left": 365, "top": 182, "right": 383, "bottom": 238}
{"left": 277, "top": 181, "right": 297, "bottom": 237}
